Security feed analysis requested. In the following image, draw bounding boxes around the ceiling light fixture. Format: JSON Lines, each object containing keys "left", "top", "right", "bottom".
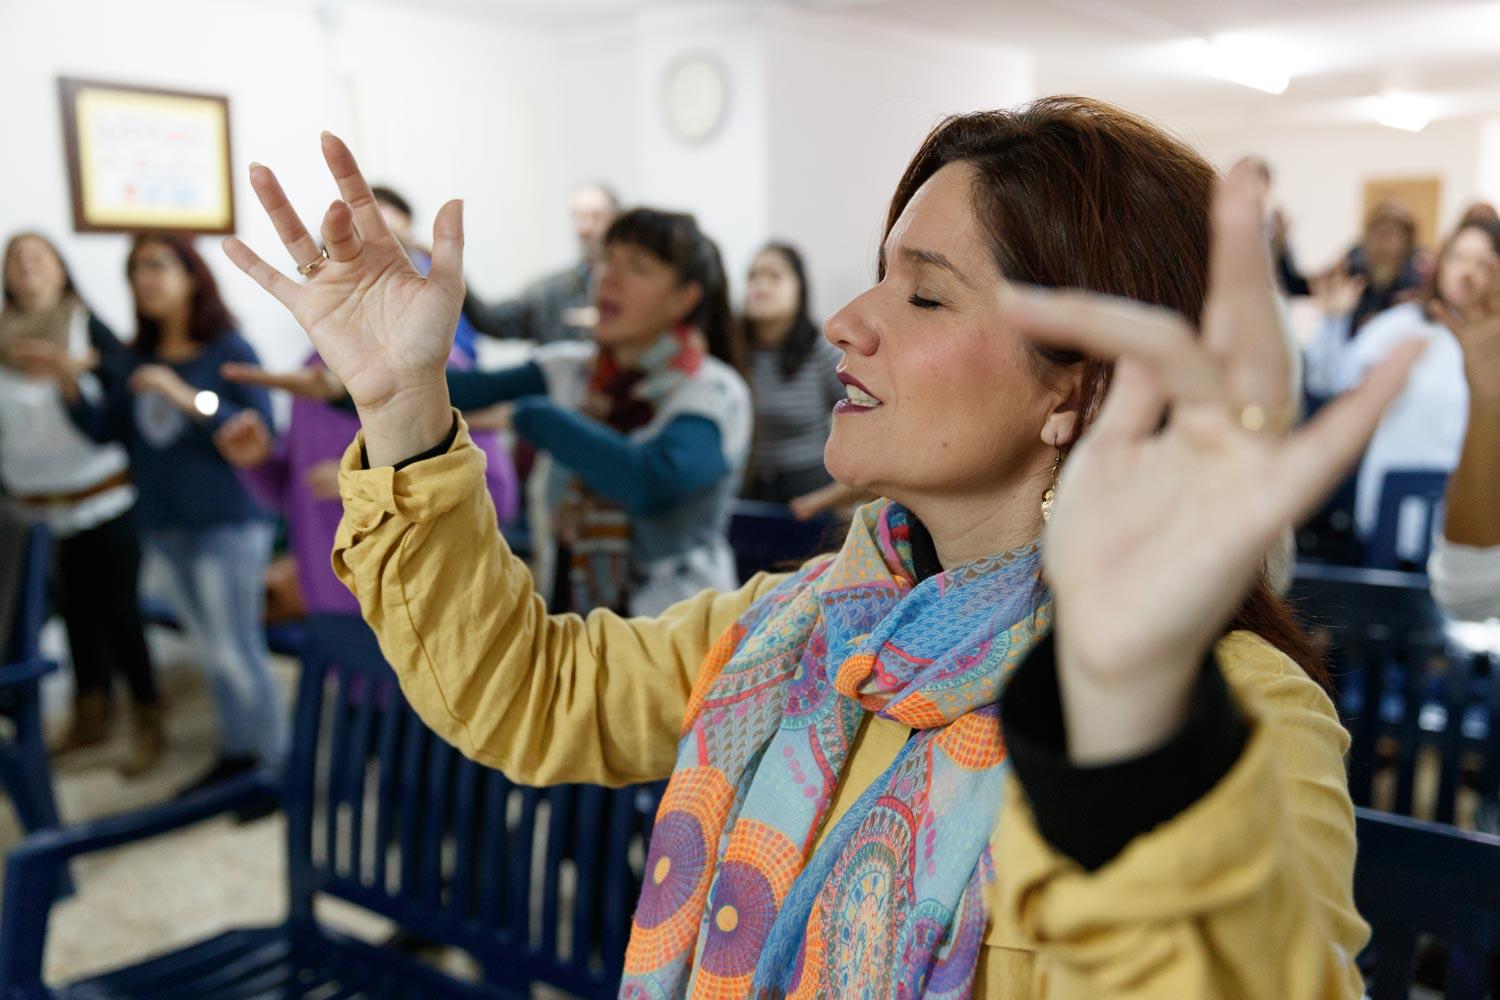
{"left": 1196, "top": 36, "right": 1290, "bottom": 95}
{"left": 1373, "top": 93, "right": 1431, "bottom": 133}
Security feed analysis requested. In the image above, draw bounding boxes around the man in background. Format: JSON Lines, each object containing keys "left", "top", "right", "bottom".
{"left": 463, "top": 182, "right": 619, "bottom": 345}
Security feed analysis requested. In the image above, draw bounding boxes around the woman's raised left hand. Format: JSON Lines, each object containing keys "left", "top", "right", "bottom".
{"left": 1001, "top": 161, "right": 1422, "bottom": 763}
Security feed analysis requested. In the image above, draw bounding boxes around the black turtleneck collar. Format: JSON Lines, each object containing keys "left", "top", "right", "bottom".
{"left": 907, "top": 514, "right": 944, "bottom": 583}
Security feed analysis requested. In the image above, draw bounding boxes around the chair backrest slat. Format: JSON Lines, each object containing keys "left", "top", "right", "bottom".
{"left": 508, "top": 785, "right": 540, "bottom": 948}
{"left": 476, "top": 768, "right": 511, "bottom": 932}
{"left": 343, "top": 675, "right": 379, "bottom": 881}
{"left": 420, "top": 736, "right": 454, "bottom": 909}
{"left": 541, "top": 786, "right": 576, "bottom": 960}
{"left": 1434, "top": 652, "right": 1476, "bottom": 826}
{"left": 570, "top": 785, "right": 607, "bottom": 966}
{"left": 1391, "top": 656, "right": 1424, "bottom": 817}
{"left": 396, "top": 702, "right": 429, "bottom": 901}
{"left": 324, "top": 667, "right": 356, "bottom": 877}
{"left": 450, "top": 748, "right": 482, "bottom": 921}
{"left": 371, "top": 687, "right": 404, "bottom": 894}
{"left": 600, "top": 788, "right": 637, "bottom": 965}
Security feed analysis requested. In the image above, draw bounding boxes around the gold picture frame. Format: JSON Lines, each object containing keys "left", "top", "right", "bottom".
{"left": 58, "top": 77, "right": 236, "bottom": 235}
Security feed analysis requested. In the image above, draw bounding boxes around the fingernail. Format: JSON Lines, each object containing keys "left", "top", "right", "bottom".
{"left": 248, "top": 161, "right": 262, "bottom": 171}
{"left": 321, "top": 130, "right": 333, "bottom": 140}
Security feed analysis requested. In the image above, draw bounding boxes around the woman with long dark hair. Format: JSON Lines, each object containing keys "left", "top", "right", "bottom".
{"left": 0, "top": 232, "right": 162, "bottom": 773}
{"left": 737, "top": 242, "right": 843, "bottom": 503}
{"left": 225, "top": 101, "right": 1418, "bottom": 996}
{"left": 45, "top": 233, "right": 286, "bottom": 794}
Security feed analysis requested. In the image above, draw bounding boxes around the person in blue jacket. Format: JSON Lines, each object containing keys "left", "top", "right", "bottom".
{"left": 55, "top": 233, "right": 286, "bottom": 796}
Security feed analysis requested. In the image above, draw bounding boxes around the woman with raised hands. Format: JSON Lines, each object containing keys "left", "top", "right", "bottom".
{"left": 225, "top": 102, "right": 1419, "bottom": 998}
{"left": 226, "top": 202, "right": 749, "bottom": 617}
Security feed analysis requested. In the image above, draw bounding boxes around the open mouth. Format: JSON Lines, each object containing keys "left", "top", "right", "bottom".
{"left": 835, "top": 370, "right": 883, "bottom": 412}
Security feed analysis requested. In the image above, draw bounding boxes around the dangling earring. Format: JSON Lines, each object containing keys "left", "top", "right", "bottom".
{"left": 1041, "top": 447, "right": 1062, "bottom": 523}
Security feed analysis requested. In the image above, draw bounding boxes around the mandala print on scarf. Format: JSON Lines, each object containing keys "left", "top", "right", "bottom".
{"left": 620, "top": 500, "right": 1051, "bottom": 1000}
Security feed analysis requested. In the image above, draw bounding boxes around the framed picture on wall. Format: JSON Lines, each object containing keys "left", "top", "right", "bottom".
{"left": 1363, "top": 176, "right": 1442, "bottom": 250}
{"left": 58, "top": 77, "right": 235, "bottom": 235}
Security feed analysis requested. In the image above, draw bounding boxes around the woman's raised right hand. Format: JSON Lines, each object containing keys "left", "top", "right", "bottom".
{"left": 223, "top": 132, "right": 461, "bottom": 466}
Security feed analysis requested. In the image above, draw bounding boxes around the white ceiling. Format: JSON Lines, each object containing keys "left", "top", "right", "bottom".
{"left": 840, "top": 0, "right": 1500, "bottom": 130}
{"left": 398, "top": 0, "right": 1500, "bottom": 130}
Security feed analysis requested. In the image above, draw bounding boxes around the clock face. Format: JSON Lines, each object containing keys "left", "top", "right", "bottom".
{"left": 663, "top": 53, "right": 729, "bottom": 143}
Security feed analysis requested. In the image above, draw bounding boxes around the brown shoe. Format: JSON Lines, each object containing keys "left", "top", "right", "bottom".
{"left": 50, "top": 689, "right": 113, "bottom": 755}
{"left": 118, "top": 702, "right": 166, "bottom": 778}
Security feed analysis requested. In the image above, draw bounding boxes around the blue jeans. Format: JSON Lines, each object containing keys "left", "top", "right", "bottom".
{"left": 148, "top": 521, "right": 286, "bottom": 766}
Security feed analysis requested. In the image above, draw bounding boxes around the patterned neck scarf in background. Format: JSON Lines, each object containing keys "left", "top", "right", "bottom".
{"left": 621, "top": 499, "right": 1052, "bottom": 1000}
{"left": 0, "top": 295, "right": 77, "bottom": 372}
{"left": 554, "top": 325, "right": 705, "bottom": 614}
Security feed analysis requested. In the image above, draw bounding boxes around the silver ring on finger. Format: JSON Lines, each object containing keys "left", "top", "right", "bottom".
{"left": 297, "top": 248, "right": 330, "bottom": 277}
{"left": 1239, "top": 402, "right": 1292, "bottom": 435}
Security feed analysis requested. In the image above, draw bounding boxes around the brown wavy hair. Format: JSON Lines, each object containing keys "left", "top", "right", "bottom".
{"left": 886, "top": 96, "right": 1325, "bottom": 686}
{"left": 128, "top": 233, "right": 238, "bottom": 356}
{"left": 2, "top": 231, "right": 82, "bottom": 308}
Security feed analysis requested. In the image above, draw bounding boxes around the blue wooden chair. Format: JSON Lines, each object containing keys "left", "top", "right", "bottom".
{"left": 0, "top": 520, "right": 72, "bottom": 902}
{"left": 1364, "top": 469, "right": 1449, "bottom": 571}
{"left": 1354, "top": 807, "right": 1500, "bottom": 1000}
{"left": 1291, "top": 562, "right": 1497, "bottom": 824}
{"left": 0, "top": 614, "right": 662, "bottom": 999}
{"left": 728, "top": 499, "right": 833, "bottom": 583}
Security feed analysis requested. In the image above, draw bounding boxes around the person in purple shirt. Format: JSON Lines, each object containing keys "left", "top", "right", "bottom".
{"left": 213, "top": 351, "right": 518, "bottom": 615}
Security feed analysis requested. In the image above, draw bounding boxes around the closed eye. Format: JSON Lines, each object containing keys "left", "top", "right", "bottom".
{"left": 907, "top": 294, "right": 943, "bottom": 310}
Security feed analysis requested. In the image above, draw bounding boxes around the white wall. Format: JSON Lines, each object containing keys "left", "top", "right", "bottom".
{"left": 552, "top": 3, "right": 1034, "bottom": 317}
{"left": 631, "top": 3, "right": 773, "bottom": 298}
{"left": 555, "top": 21, "right": 643, "bottom": 221}
{"left": 762, "top": 9, "right": 1034, "bottom": 316}
{"left": 1480, "top": 117, "right": 1500, "bottom": 206}
{"left": 4, "top": 0, "right": 1035, "bottom": 367}
{"left": 1189, "top": 117, "right": 1487, "bottom": 269}
{"left": 0, "top": 0, "right": 563, "bottom": 372}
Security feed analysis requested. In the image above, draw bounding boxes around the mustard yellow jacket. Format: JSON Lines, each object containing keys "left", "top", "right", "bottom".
{"left": 332, "top": 419, "right": 1369, "bottom": 998}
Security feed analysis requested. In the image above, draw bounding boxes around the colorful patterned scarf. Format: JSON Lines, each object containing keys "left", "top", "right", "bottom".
{"left": 0, "top": 296, "right": 77, "bottom": 372}
{"left": 554, "top": 325, "right": 705, "bottom": 613}
{"left": 621, "top": 500, "right": 1051, "bottom": 1000}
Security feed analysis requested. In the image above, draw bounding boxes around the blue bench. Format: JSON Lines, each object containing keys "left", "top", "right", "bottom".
{"left": 0, "top": 614, "right": 662, "bottom": 999}
{"left": 727, "top": 499, "right": 832, "bottom": 583}
{"left": 1354, "top": 807, "right": 1500, "bottom": 1000}
{"left": 1291, "top": 562, "right": 1499, "bottom": 824}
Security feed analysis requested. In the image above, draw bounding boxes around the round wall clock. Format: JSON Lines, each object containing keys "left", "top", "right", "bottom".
{"left": 662, "top": 52, "right": 730, "bottom": 143}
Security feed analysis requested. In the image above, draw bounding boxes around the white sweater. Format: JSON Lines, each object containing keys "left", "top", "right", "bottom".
{"left": 0, "top": 307, "right": 134, "bottom": 536}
